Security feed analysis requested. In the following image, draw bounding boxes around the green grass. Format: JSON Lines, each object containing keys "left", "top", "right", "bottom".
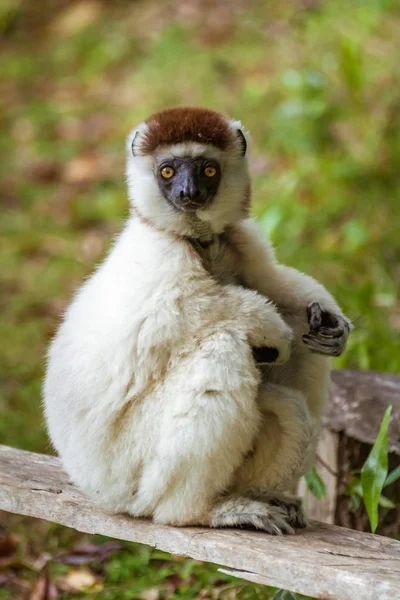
{"left": 1, "top": 0, "right": 399, "bottom": 598}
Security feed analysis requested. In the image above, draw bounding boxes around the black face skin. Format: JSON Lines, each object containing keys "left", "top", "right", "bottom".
{"left": 156, "top": 157, "right": 221, "bottom": 212}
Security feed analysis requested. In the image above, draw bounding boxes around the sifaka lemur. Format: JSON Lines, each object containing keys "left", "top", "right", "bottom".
{"left": 44, "top": 107, "right": 351, "bottom": 534}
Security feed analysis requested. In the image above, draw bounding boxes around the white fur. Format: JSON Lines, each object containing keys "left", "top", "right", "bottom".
{"left": 44, "top": 115, "right": 349, "bottom": 532}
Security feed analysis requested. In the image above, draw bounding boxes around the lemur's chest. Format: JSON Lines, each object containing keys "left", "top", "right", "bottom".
{"left": 189, "top": 234, "right": 242, "bottom": 286}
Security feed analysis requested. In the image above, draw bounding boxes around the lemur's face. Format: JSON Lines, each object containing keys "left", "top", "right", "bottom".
{"left": 126, "top": 107, "right": 251, "bottom": 237}
{"left": 156, "top": 155, "right": 221, "bottom": 213}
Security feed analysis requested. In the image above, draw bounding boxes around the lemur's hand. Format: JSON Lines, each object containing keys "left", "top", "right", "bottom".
{"left": 230, "top": 287, "right": 293, "bottom": 365}
{"left": 302, "top": 301, "right": 351, "bottom": 357}
{"left": 249, "top": 302, "right": 293, "bottom": 366}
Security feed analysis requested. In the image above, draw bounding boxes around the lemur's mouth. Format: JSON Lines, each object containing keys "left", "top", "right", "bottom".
{"left": 168, "top": 196, "right": 214, "bottom": 213}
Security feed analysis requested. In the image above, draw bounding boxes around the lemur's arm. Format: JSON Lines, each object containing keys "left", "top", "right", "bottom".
{"left": 228, "top": 219, "right": 351, "bottom": 357}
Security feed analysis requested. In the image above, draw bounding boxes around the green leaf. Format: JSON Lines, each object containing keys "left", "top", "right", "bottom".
{"left": 346, "top": 477, "right": 363, "bottom": 497}
{"left": 348, "top": 493, "right": 361, "bottom": 512}
{"left": 384, "top": 465, "right": 400, "bottom": 488}
{"left": 304, "top": 467, "right": 326, "bottom": 499}
{"left": 378, "top": 495, "right": 396, "bottom": 510}
{"left": 360, "top": 405, "right": 392, "bottom": 532}
{"left": 345, "top": 476, "right": 363, "bottom": 512}
{"left": 273, "top": 591, "right": 311, "bottom": 600}
{"left": 273, "top": 590, "right": 297, "bottom": 600}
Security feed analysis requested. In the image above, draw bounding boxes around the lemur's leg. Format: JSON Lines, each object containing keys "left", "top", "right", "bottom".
{"left": 231, "top": 382, "right": 317, "bottom": 527}
{"left": 128, "top": 331, "right": 295, "bottom": 534}
{"left": 256, "top": 311, "right": 333, "bottom": 500}
{"left": 259, "top": 309, "right": 332, "bottom": 420}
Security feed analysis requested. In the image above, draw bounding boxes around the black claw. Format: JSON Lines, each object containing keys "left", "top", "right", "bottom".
{"left": 268, "top": 497, "right": 306, "bottom": 529}
{"left": 319, "top": 326, "right": 344, "bottom": 338}
{"left": 307, "top": 302, "right": 322, "bottom": 331}
{"left": 303, "top": 333, "right": 342, "bottom": 347}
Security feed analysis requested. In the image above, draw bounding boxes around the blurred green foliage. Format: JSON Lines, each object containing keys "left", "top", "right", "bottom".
{"left": 1, "top": 0, "right": 399, "bottom": 598}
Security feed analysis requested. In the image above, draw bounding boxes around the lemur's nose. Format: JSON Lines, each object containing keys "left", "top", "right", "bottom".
{"left": 180, "top": 185, "right": 200, "bottom": 202}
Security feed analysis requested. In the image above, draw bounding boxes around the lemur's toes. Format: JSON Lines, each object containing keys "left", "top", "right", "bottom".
{"left": 210, "top": 499, "right": 295, "bottom": 535}
{"left": 257, "top": 507, "right": 295, "bottom": 535}
{"left": 265, "top": 495, "right": 308, "bottom": 529}
{"left": 283, "top": 501, "right": 307, "bottom": 529}
{"left": 302, "top": 333, "right": 345, "bottom": 357}
{"left": 307, "top": 301, "right": 322, "bottom": 331}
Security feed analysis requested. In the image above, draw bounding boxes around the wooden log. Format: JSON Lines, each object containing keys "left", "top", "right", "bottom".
{"left": 328, "top": 370, "right": 400, "bottom": 453}
{"left": 0, "top": 444, "right": 399, "bottom": 600}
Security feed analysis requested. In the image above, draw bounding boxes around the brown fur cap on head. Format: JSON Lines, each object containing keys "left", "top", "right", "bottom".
{"left": 139, "top": 107, "right": 241, "bottom": 155}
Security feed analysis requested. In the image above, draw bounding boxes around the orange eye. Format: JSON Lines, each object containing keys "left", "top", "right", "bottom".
{"left": 161, "top": 166, "right": 175, "bottom": 179}
{"left": 204, "top": 166, "right": 217, "bottom": 177}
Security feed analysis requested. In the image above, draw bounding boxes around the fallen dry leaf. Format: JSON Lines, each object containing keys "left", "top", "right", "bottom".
{"left": 56, "top": 540, "right": 122, "bottom": 565}
{"left": 0, "top": 534, "right": 30, "bottom": 570}
{"left": 29, "top": 568, "right": 60, "bottom": 600}
{"left": 165, "top": 573, "right": 185, "bottom": 595}
{"left": 30, "top": 571, "right": 47, "bottom": 600}
{"left": 0, "top": 556, "right": 26, "bottom": 570}
{"left": 57, "top": 567, "right": 98, "bottom": 592}
{"left": 31, "top": 552, "right": 52, "bottom": 573}
{"left": 29, "top": 161, "right": 61, "bottom": 184}
{"left": 0, "top": 570, "right": 31, "bottom": 592}
{"left": 0, "top": 534, "right": 18, "bottom": 557}
{"left": 48, "top": 582, "right": 59, "bottom": 600}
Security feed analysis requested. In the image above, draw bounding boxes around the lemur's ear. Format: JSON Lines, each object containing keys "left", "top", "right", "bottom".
{"left": 237, "top": 129, "right": 247, "bottom": 157}
{"left": 126, "top": 122, "right": 148, "bottom": 158}
{"left": 229, "top": 119, "right": 249, "bottom": 158}
{"left": 131, "top": 131, "right": 139, "bottom": 157}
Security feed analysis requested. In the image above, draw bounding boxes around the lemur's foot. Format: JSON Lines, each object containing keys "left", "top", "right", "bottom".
{"left": 251, "top": 494, "right": 308, "bottom": 529}
{"left": 302, "top": 301, "right": 350, "bottom": 357}
{"left": 210, "top": 497, "right": 295, "bottom": 535}
{"left": 269, "top": 495, "right": 308, "bottom": 529}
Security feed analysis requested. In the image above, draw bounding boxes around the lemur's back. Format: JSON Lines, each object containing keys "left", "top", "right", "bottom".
{"left": 44, "top": 219, "right": 175, "bottom": 498}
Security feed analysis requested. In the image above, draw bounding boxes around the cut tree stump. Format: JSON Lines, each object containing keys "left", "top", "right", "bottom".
{"left": 303, "top": 369, "right": 400, "bottom": 535}
{"left": 1, "top": 444, "right": 399, "bottom": 600}
{"left": 327, "top": 369, "right": 400, "bottom": 453}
